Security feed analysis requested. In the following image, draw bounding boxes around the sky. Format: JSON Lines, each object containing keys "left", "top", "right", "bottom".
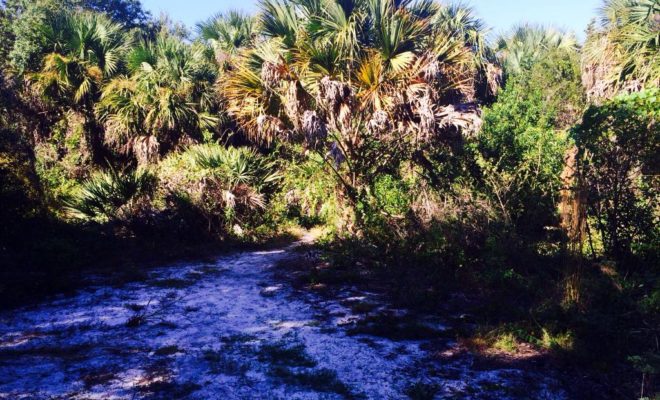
{"left": 140, "top": 0, "right": 603, "bottom": 41}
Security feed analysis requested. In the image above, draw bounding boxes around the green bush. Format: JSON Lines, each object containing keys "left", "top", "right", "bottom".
{"left": 158, "top": 143, "right": 280, "bottom": 237}
{"left": 573, "top": 89, "right": 659, "bottom": 262}
{"left": 64, "top": 167, "right": 156, "bottom": 222}
{"left": 269, "top": 151, "right": 342, "bottom": 230}
{"left": 34, "top": 114, "right": 88, "bottom": 208}
{"left": 476, "top": 48, "right": 582, "bottom": 234}
{"left": 372, "top": 174, "right": 411, "bottom": 217}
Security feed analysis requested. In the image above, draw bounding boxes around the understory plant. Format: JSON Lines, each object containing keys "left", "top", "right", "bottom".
{"left": 573, "top": 88, "right": 659, "bottom": 263}
{"left": 64, "top": 166, "right": 156, "bottom": 222}
{"left": 158, "top": 143, "right": 280, "bottom": 236}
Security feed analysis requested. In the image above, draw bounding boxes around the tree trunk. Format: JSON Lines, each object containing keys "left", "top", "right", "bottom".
{"left": 82, "top": 110, "right": 107, "bottom": 166}
{"left": 559, "top": 146, "right": 587, "bottom": 306}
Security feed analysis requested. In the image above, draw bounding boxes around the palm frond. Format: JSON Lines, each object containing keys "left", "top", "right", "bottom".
{"left": 65, "top": 167, "right": 156, "bottom": 221}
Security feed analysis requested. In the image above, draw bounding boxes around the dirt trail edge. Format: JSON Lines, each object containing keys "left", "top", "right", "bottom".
{"left": 0, "top": 234, "right": 567, "bottom": 399}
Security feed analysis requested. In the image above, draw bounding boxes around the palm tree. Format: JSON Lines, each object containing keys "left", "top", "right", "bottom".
{"left": 97, "top": 33, "right": 220, "bottom": 164}
{"left": 496, "top": 24, "right": 578, "bottom": 76}
{"left": 30, "top": 11, "right": 130, "bottom": 164}
{"left": 196, "top": 11, "right": 256, "bottom": 66}
{"left": 582, "top": 0, "right": 659, "bottom": 100}
{"left": 221, "top": 0, "right": 495, "bottom": 228}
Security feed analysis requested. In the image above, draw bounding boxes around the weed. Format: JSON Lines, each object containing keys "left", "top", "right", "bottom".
{"left": 154, "top": 345, "right": 180, "bottom": 356}
{"left": 258, "top": 341, "right": 317, "bottom": 368}
{"left": 203, "top": 350, "right": 250, "bottom": 376}
{"left": 541, "top": 329, "right": 573, "bottom": 351}
{"left": 269, "top": 366, "right": 353, "bottom": 397}
{"left": 405, "top": 381, "right": 440, "bottom": 400}
{"left": 493, "top": 333, "right": 519, "bottom": 353}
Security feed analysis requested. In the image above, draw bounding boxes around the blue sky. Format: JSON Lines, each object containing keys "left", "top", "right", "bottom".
{"left": 141, "top": 0, "right": 603, "bottom": 40}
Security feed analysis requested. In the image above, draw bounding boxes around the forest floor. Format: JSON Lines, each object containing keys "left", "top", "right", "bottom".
{"left": 0, "top": 232, "right": 569, "bottom": 399}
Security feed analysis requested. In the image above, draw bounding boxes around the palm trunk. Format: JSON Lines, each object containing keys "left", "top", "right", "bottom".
{"left": 559, "top": 146, "right": 587, "bottom": 306}
{"left": 82, "top": 109, "right": 107, "bottom": 166}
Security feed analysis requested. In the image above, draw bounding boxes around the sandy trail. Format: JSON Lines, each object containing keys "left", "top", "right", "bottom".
{"left": 0, "top": 236, "right": 566, "bottom": 399}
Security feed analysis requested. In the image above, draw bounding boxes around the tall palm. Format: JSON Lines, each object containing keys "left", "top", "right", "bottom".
{"left": 582, "top": 0, "right": 659, "bottom": 100}
{"left": 196, "top": 11, "right": 256, "bottom": 65}
{"left": 496, "top": 24, "right": 578, "bottom": 76}
{"left": 31, "top": 11, "right": 130, "bottom": 164}
{"left": 222, "top": 0, "right": 493, "bottom": 226}
{"left": 97, "top": 33, "right": 219, "bottom": 164}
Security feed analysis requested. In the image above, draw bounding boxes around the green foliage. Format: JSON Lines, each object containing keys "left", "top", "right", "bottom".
{"left": 222, "top": 0, "right": 498, "bottom": 232}
{"left": 573, "top": 88, "right": 659, "bottom": 261}
{"left": 34, "top": 114, "right": 88, "bottom": 206}
{"left": 64, "top": 167, "right": 156, "bottom": 222}
{"left": 492, "top": 332, "right": 519, "bottom": 352}
{"left": 6, "top": 0, "right": 145, "bottom": 72}
{"left": 158, "top": 143, "right": 280, "bottom": 236}
{"left": 0, "top": 7, "right": 13, "bottom": 70}
{"left": 76, "top": 0, "right": 151, "bottom": 29}
{"left": 477, "top": 47, "right": 583, "bottom": 232}
{"left": 0, "top": 1, "right": 658, "bottom": 396}
{"left": 97, "top": 32, "right": 220, "bottom": 162}
{"left": 187, "top": 144, "right": 279, "bottom": 191}
{"left": 372, "top": 174, "right": 410, "bottom": 217}
{"left": 583, "top": 0, "right": 659, "bottom": 99}
{"left": 30, "top": 10, "right": 130, "bottom": 105}
{"left": 496, "top": 24, "right": 577, "bottom": 77}
{"left": 269, "top": 151, "right": 342, "bottom": 230}
{"left": 6, "top": 0, "right": 62, "bottom": 73}
{"left": 196, "top": 11, "right": 255, "bottom": 62}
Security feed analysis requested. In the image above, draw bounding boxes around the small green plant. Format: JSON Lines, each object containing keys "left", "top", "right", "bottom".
{"left": 540, "top": 328, "right": 573, "bottom": 351}
{"left": 158, "top": 143, "right": 280, "bottom": 236}
{"left": 493, "top": 332, "right": 519, "bottom": 353}
{"left": 64, "top": 167, "right": 156, "bottom": 222}
{"left": 268, "top": 366, "right": 352, "bottom": 397}
{"left": 257, "top": 341, "right": 316, "bottom": 368}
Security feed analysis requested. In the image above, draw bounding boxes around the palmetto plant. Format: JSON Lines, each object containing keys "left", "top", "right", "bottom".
{"left": 97, "top": 33, "right": 219, "bottom": 164}
{"left": 188, "top": 144, "right": 280, "bottom": 191}
{"left": 65, "top": 167, "right": 156, "bottom": 222}
{"left": 33, "top": 11, "right": 129, "bottom": 102}
{"left": 30, "top": 11, "right": 130, "bottom": 163}
{"left": 159, "top": 143, "right": 280, "bottom": 232}
{"left": 197, "top": 11, "right": 257, "bottom": 65}
{"left": 221, "top": 0, "right": 498, "bottom": 227}
{"left": 496, "top": 24, "right": 578, "bottom": 76}
{"left": 582, "top": 0, "right": 660, "bottom": 100}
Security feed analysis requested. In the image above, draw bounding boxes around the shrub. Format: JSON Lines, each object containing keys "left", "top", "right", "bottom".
{"left": 269, "top": 151, "right": 342, "bottom": 231}
{"left": 34, "top": 113, "right": 89, "bottom": 208}
{"left": 476, "top": 52, "right": 580, "bottom": 233}
{"left": 64, "top": 167, "right": 156, "bottom": 222}
{"left": 158, "top": 143, "right": 280, "bottom": 236}
{"left": 573, "top": 89, "right": 659, "bottom": 262}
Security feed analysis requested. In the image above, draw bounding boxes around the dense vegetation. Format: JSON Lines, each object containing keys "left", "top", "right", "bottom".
{"left": 0, "top": 0, "right": 658, "bottom": 397}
